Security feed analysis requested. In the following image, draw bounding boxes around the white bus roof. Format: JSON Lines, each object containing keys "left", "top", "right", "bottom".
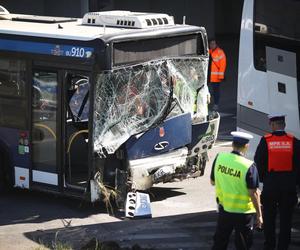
{"left": 0, "top": 11, "right": 203, "bottom": 42}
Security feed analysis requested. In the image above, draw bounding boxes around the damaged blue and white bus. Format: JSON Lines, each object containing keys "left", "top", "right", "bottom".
{"left": 0, "top": 6, "right": 220, "bottom": 204}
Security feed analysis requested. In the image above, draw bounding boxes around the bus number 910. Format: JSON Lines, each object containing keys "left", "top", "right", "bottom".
{"left": 67, "top": 47, "right": 86, "bottom": 58}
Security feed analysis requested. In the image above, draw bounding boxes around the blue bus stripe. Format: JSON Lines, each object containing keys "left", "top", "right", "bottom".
{"left": 0, "top": 38, "right": 94, "bottom": 58}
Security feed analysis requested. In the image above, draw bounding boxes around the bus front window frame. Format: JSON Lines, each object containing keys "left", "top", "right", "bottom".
{"left": 93, "top": 56, "right": 209, "bottom": 157}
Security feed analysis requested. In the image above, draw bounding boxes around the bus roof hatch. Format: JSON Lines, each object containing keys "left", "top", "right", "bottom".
{"left": 82, "top": 10, "right": 175, "bottom": 29}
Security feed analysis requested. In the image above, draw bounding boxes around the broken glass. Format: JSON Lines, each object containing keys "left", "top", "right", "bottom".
{"left": 93, "top": 57, "right": 209, "bottom": 156}
{"left": 167, "top": 57, "right": 208, "bottom": 119}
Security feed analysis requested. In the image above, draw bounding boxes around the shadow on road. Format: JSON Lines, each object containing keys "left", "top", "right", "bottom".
{"left": 3, "top": 189, "right": 300, "bottom": 249}
{"left": 24, "top": 209, "right": 300, "bottom": 250}
{"left": 24, "top": 211, "right": 217, "bottom": 249}
{"left": 0, "top": 189, "right": 106, "bottom": 226}
{"left": 149, "top": 187, "right": 186, "bottom": 202}
{"left": 0, "top": 186, "right": 186, "bottom": 227}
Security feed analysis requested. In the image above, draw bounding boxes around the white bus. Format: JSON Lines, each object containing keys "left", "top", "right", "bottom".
{"left": 0, "top": 6, "right": 219, "bottom": 205}
{"left": 237, "top": 0, "right": 300, "bottom": 158}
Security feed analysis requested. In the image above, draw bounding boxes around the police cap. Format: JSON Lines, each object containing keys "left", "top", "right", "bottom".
{"left": 268, "top": 113, "right": 286, "bottom": 122}
{"left": 231, "top": 131, "right": 253, "bottom": 145}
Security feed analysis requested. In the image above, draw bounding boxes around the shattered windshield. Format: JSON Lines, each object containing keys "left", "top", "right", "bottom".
{"left": 168, "top": 58, "right": 208, "bottom": 117}
{"left": 93, "top": 57, "right": 208, "bottom": 156}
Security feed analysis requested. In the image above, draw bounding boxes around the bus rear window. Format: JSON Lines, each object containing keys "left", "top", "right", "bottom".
{"left": 113, "top": 34, "right": 204, "bottom": 66}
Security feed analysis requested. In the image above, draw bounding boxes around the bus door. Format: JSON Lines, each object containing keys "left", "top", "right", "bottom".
{"left": 31, "top": 68, "right": 91, "bottom": 192}
{"left": 64, "top": 71, "right": 90, "bottom": 190}
{"left": 266, "top": 47, "right": 300, "bottom": 135}
{"left": 31, "top": 69, "right": 61, "bottom": 189}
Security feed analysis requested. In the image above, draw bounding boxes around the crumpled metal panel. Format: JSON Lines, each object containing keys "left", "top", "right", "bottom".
{"left": 93, "top": 57, "right": 209, "bottom": 156}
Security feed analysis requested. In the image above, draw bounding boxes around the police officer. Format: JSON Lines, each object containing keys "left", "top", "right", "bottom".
{"left": 211, "top": 131, "right": 263, "bottom": 250}
{"left": 254, "top": 114, "right": 300, "bottom": 250}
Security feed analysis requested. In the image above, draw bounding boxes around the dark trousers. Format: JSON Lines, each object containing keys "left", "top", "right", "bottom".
{"left": 261, "top": 191, "right": 297, "bottom": 250}
{"left": 212, "top": 206, "right": 254, "bottom": 250}
{"left": 209, "top": 83, "right": 221, "bottom": 105}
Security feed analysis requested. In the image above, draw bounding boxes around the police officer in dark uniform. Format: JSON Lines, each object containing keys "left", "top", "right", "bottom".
{"left": 254, "top": 114, "right": 300, "bottom": 250}
{"left": 211, "top": 131, "right": 263, "bottom": 250}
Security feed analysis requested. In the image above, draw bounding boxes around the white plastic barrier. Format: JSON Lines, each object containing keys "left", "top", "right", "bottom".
{"left": 125, "top": 192, "right": 152, "bottom": 218}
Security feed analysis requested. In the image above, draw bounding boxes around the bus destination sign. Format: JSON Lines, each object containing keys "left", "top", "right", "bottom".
{"left": 0, "top": 38, "right": 94, "bottom": 58}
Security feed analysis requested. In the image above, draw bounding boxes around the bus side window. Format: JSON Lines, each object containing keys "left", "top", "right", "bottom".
{"left": 68, "top": 76, "right": 89, "bottom": 122}
{"left": 0, "top": 58, "right": 27, "bottom": 129}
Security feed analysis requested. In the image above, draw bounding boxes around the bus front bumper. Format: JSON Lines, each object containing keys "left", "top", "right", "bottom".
{"left": 128, "top": 147, "right": 191, "bottom": 190}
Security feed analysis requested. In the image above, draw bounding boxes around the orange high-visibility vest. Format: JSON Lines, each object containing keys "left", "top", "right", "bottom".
{"left": 265, "top": 133, "right": 294, "bottom": 172}
{"left": 209, "top": 47, "right": 227, "bottom": 83}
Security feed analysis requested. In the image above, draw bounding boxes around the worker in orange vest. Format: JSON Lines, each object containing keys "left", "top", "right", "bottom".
{"left": 254, "top": 114, "right": 300, "bottom": 250}
{"left": 208, "top": 39, "right": 227, "bottom": 111}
